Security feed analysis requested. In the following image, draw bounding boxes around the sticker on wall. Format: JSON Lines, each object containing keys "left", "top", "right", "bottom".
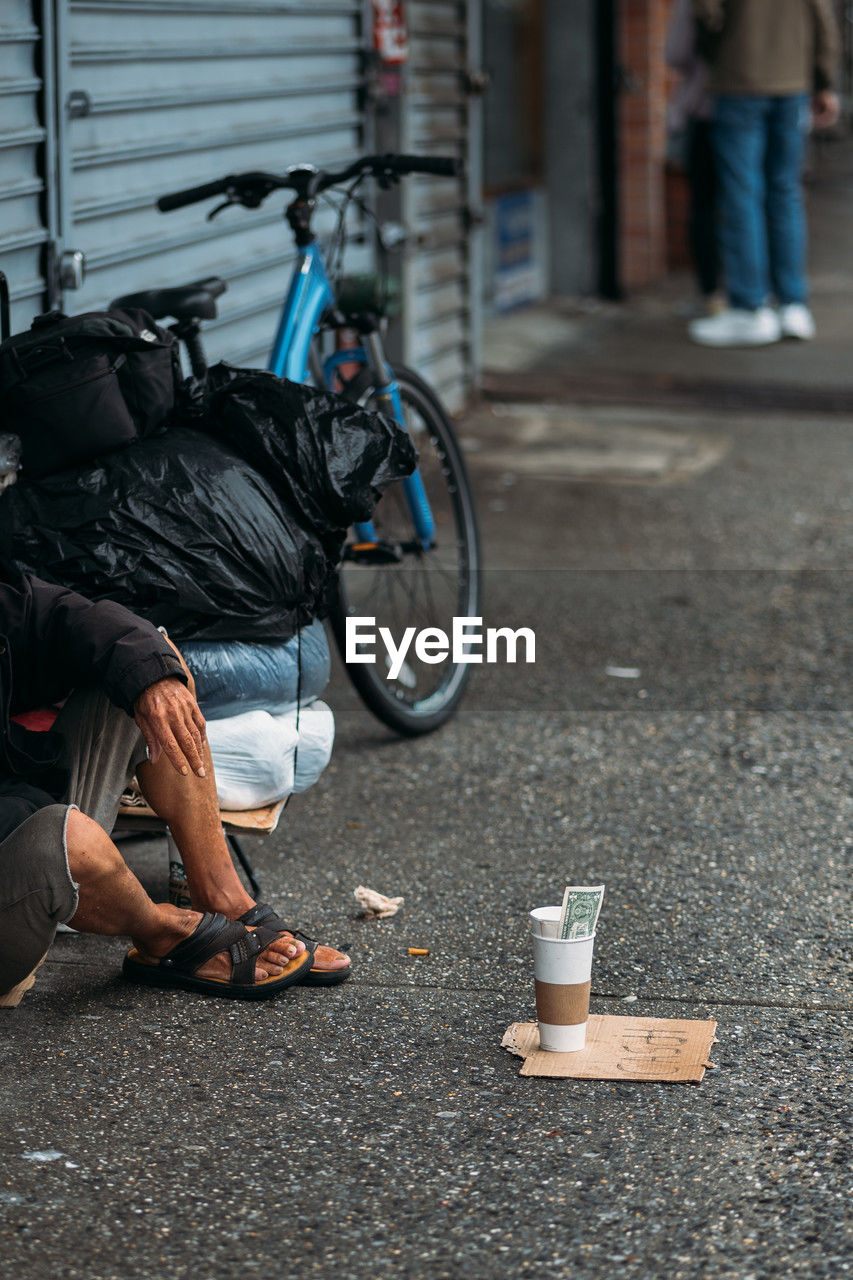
{"left": 373, "top": 0, "right": 409, "bottom": 64}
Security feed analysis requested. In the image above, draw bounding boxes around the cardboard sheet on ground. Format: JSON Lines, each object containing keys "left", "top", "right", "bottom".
{"left": 503, "top": 1015, "right": 717, "bottom": 1083}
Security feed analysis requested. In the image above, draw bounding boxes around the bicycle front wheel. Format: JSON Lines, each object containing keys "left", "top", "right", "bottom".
{"left": 329, "top": 363, "right": 481, "bottom": 735}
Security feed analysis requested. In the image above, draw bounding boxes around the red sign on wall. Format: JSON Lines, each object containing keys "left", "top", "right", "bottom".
{"left": 372, "top": 0, "right": 409, "bottom": 64}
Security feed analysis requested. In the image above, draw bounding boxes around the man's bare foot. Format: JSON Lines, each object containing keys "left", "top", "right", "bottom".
{"left": 237, "top": 902, "right": 350, "bottom": 974}
{"left": 135, "top": 908, "right": 306, "bottom": 983}
{"left": 309, "top": 943, "right": 351, "bottom": 973}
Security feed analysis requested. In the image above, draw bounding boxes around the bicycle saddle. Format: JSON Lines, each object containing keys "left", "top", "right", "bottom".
{"left": 110, "top": 277, "right": 227, "bottom": 323}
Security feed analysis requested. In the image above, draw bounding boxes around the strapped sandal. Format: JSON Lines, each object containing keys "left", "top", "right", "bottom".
{"left": 239, "top": 903, "right": 352, "bottom": 987}
{"left": 122, "top": 911, "right": 313, "bottom": 1000}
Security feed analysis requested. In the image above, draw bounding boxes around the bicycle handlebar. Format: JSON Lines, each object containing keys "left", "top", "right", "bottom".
{"left": 156, "top": 153, "right": 463, "bottom": 213}
{"left": 368, "top": 154, "right": 462, "bottom": 179}
{"left": 157, "top": 178, "right": 230, "bottom": 212}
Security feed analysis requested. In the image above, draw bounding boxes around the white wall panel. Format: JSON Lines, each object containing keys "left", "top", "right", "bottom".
{"left": 403, "top": 0, "right": 474, "bottom": 411}
{"left": 0, "top": 0, "right": 52, "bottom": 333}
{"left": 59, "top": 0, "right": 367, "bottom": 368}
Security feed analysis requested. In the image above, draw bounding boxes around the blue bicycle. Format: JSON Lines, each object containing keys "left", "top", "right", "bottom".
{"left": 112, "top": 154, "right": 480, "bottom": 735}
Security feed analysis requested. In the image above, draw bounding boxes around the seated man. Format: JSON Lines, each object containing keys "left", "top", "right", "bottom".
{"left": 0, "top": 570, "right": 349, "bottom": 1005}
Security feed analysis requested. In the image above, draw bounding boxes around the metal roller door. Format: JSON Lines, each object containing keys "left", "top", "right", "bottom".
{"left": 0, "top": 1, "right": 55, "bottom": 333}
{"left": 57, "top": 0, "right": 369, "bottom": 368}
{"left": 402, "top": 0, "right": 477, "bottom": 411}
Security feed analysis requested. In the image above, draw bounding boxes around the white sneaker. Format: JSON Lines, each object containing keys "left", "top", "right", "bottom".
{"left": 779, "top": 303, "right": 816, "bottom": 340}
{"left": 688, "top": 306, "right": 782, "bottom": 347}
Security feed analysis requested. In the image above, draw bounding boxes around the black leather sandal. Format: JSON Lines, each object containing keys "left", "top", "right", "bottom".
{"left": 122, "top": 911, "right": 313, "bottom": 999}
{"left": 239, "top": 903, "right": 352, "bottom": 987}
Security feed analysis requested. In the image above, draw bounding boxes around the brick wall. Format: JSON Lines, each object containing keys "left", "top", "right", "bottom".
{"left": 618, "top": 0, "right": 674, "bottom": 289}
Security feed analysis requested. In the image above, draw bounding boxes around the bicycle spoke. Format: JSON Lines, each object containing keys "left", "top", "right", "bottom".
{"left": 332, "top": 365, "right": 480, "bottom": 732}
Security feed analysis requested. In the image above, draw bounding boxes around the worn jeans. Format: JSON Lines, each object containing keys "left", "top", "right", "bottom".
{"left": 712, "top": 93, "right": 810, "bottom": 310}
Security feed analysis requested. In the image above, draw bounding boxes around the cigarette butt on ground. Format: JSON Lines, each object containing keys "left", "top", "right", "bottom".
{"left": 408, "top": 947, "right": 429, "bottom": 956}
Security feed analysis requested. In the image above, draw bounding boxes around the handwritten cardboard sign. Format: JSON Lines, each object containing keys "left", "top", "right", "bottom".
{"left": 503, "top": 1015, "right": 717, "bottom": 1083}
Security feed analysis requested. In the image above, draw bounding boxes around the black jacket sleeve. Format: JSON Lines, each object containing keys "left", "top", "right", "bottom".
{"left": 1, "top": 572, "right": 187, "bottom": 715}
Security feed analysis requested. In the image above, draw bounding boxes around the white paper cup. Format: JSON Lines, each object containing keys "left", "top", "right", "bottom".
{"left": 528, "top": 905, "right": 562, "bottom": 938}
{"left": 529, "top": 916, "right": 595, "bottom": 1052}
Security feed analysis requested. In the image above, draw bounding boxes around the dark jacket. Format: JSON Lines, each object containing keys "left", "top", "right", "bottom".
{"left": 694, "top": 0, "right": 839, "bottom": 94}
{"left": 0, "top": 570, "right": 186, "bottom": 843}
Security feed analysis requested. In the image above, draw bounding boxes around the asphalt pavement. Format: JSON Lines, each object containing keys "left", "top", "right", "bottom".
{"left": 2, "top": 191, "right": 852, "bottom": 1280}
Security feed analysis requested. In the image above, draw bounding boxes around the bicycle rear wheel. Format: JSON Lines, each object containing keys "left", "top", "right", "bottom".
{"left": 329, "top": 363, "right": 480, "bottom": 735}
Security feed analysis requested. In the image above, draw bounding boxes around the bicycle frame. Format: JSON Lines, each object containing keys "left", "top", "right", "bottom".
{"left": 268, "top": 243, "right": 332, "bottom": 384}
{"left": 266, "top": 242, "right": 435, "bottom": 546}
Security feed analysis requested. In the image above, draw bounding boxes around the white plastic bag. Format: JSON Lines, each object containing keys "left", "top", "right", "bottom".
{"left": 291, "top": 699, "right": 335, "bottom": 793}
{"left": 206, "top": 700, "right": 334, "bottom": 810}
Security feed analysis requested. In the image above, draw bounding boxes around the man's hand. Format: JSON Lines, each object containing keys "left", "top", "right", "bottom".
{"left": 134, "top": 677, "right": 207, "bottom": 777}
{"left": 812, "top": 90, "right": 840, "bottom": 131}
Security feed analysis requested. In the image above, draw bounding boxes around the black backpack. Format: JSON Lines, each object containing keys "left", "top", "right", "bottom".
{"left": 0, "top": 307, "right": 182, "bottom": 478}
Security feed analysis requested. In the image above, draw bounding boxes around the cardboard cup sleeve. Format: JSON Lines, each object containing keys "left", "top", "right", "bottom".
{"left": 530, "top": 920, "right": 595, "bottom": 1052}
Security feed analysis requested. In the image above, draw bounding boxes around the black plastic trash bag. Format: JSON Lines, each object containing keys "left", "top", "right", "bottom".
{"left": 204, "top": 363, "right": 413, "bottom": 554}
{"left": 0, "top": 427, "right": 326, "bottom": 640}
{"left": 0, "top": 369, "right": 416, "bottom": 641}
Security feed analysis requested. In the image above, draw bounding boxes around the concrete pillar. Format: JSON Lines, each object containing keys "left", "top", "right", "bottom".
{"left": 618, "top": 0, "right": 671, "bottom": 290}
{"left": 542, "top": 0, "right": 597, "bottom": 295}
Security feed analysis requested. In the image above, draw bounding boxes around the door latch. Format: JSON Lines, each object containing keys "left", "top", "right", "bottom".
{"left": 59, "top": 250, "right": 86, "bottom": 291}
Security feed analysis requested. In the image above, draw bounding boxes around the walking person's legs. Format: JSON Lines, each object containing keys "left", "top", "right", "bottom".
{"left": 713, "top": 94, "right": 769, "bottom": 309}
{"left": 689, "top": 95, "right": 781, "bottom": 346}
{"left": 765, "top": 93, "right": 814, "bottom": 337}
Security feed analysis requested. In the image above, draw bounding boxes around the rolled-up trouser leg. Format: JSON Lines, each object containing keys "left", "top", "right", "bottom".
{"left": 0, "top": 804, "right": 78, "bottom": 999}
{"left": 54, "top": 686, "right": 148, "bottom": 833}
{"left": 1, "top": 690, "right": 147, "bottom": 1003}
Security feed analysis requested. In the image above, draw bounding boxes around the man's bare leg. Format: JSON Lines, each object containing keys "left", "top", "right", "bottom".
{"left": 65, "top": 809, "right": 290, "bottom": 983}
{"left": 135, "top": 667, "right": 348, "bottom": 974}
{"left": 136, "top": 735, "right": 256, "bottom": 919}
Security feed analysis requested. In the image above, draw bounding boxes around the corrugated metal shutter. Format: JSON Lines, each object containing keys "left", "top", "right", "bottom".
{"left": 403, "top": 0, "right": 473, "bottom": 411}
{"left": 58, "top": 0, "right": 369, "bottom": 367}
{"left": 0, "top": 1, "right": 53, "bottom": 333}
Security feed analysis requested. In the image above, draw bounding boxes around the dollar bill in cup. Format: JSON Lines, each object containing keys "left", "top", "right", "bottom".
{"left": 558, "top": 884, "right": 604, "bottom": 940}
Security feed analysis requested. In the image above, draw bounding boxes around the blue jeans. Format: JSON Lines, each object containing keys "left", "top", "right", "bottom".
{"left": 712, "top": 94, "right": 810, "bottom": 310}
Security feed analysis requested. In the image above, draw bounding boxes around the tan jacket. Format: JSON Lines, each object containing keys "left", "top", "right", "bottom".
{"left": 693, "top": 0, "right": 840, "bottom": 94}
